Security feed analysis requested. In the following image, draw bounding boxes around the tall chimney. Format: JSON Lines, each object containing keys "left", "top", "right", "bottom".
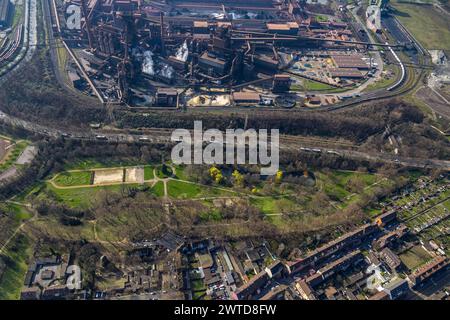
{"left": 160, "top": 12, "right": 165, "bottom": 56}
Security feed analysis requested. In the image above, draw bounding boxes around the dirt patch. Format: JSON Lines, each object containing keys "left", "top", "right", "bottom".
{"left": 0, "top": 139, "right": 12, "bottom": 163}
{"left": 0, "top": 166, "right": 17, "bottom": 182}
{"left": 125, "top": 167, "right": 144, "bottom": 183}
{"left": 15, "top": 146, "right": 37, "bottom": 165}
{"left": 93, "top": 169, "right": 124, "bottom": 185}
{"left": 415, "top": 86, "right": 450, "bottom": 119}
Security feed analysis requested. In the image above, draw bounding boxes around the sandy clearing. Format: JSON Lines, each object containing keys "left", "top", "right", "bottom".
{"left": 0, "top": 166, "right": 17, "bottom": 182}
{"left": 0, "top": 139, "right": 12, "bottom": 162}
{"left": 125, "top": 167, "right": 144, "bottom": 183}
{"left": 93, "top": 169, "right": 124, "bottom": 185}
{"left": 15, "top": 145, "right": 37, "bottom": 165}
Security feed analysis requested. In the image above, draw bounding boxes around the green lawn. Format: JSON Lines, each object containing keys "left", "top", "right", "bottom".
{"left": 391, "top": 1, "right": 450, "bottom": 50}
{"left": 399, "top": 245, "right": 432, "bottom": 271}
{"left": 250, "top": 196, "right": 298, "bottom": 215}
{"left": 316, "top": 170, "right": 380, "bottom": 201}
{"left": 45, "top": 183, "right": 136, "bottom": 208}
{"left": 144, "top": 166, "right": 154, "bottom": 180}
{"left": 150, "top": 181, "right": 165, "bottom": 197}
{"left": 3, "top": 203, "right": 33, "bottom": 221}
{"left": 0, "top": 141, "right": 29, "bottom": 172}
{"left": 0, "top": 234, "right": 32, "bottom": 300}
{"left": 191, "top": 279, "right": 206, "bottom": 291}
{"left": 53, "top": 171, "right": 93, "bottom": 187}
{"left": 167, "top": 180, "right": 235, "bottom": 199}
{"left": 303, "top": 79, "right": 338, "bottom": 92}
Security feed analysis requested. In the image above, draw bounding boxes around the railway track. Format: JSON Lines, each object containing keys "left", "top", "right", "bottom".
{"left": 0, "top": 24, "right": 23, "bottom": 64}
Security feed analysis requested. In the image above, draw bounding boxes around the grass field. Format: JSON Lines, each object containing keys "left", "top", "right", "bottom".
{"left": 144, "top": 166, "right": 154, "bottom": 180}
{"left": 302, "top": 79, "right": 347, "bottom": 93}
{"left": 0, "top": 141, "right": 29, "bottom": 172}
{"left": 167, "top": 180, "right": 235, "bottom": 199}
{"left": 250, "top": 196, "right": 300, "bottom": 215}
{"left": 391, "top": 1, "right": 450, "bottom": 50}
{"left": 150, "top": 181, "right": 165, "bottom": 197}
{"left": 0, "top": 234, "right": 32, "bottom": 300}
{"left": 4, "top": 203, "right": 33, "bottom": 222}
{"left": 53, "top": 171, "right": 93, "bottom": 187}
{"left": 316, "top": 170, "right": 380, "bottom": 201}
{"left": 399, "top": 245, "right": 432, "bottom": 271}
{"left": 45, "top": 183, "right": 137, "bottom": 208}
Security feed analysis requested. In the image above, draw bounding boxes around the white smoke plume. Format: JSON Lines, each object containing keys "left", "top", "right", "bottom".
{"left": 142, "top": 50, "right": 155, "bottom": 75}
{"left": 160, "top": 63, "right": 175, "bottom": 79}
{"left": 175, "top": 41, "right": 189, "bottom": 62}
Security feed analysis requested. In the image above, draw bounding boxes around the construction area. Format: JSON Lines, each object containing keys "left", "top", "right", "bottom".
{"left": 51, "top": 0, "right": 397, "bottom": 108}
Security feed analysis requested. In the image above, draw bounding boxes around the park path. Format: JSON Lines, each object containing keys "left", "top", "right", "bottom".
{"left": 0, "top": 203, "right": 36, "bottom": 255}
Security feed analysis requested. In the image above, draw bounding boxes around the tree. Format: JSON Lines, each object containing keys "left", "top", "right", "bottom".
{"left": 275, "top": 170, "right": 283, "bottom": 183}
{"left": 209, "top": 166, "right": 224, "bottom": 184}
{"left": 232, "top": 170, "right": 244, "bottom": 187}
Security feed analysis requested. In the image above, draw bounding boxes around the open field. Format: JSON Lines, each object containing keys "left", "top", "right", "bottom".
{"left": 150, "top": 181, "right": 165, "bottom": 197}
{"left": 0, "top": 234, "right": 32, "bottom": 300}
{"left": 167, "top": 180, "right": 236, "bottom": 199}
{"left": 0, "top": 139, "right": 12, "bottom": 162}
{"left": 93, "top": 168, "right": 125, "bottom": 185}
{"left": 391, "top": 1, "right": 450, "bottom": 50}
{"left": 125, "top": 167, "right": 144, "bottom": 183}
{"left": 52, "top": 165, "right": 155, "bottom": 187}
{"left": 44, "top": 183, "right": 140, "bottom": 208}
{"left": 53, "top": 171, "right": 93, "bottom": 187}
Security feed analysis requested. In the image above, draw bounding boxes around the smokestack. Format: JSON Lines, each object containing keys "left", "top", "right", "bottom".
{"left": 160, "top": 12, "right": 165, "bottom": 56}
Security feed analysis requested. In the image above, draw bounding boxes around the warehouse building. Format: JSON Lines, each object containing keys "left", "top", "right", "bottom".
{"left": 329, "top": 68, "right": 364, "bottom": 79}
{"left": 331, "top": 54, "right": 370, "bottom": 70}
{"left": 198, "top": 52, "right": 229, "bottom": 75}
{"left": 232, "top": 91, "right": 261, "bottom": 105}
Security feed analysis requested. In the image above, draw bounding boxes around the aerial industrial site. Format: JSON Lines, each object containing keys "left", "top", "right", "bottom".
{"left": 51, "top": 0, "right": 408, "bottom": 108}
{"left": 0, "top": 0, "right": 449, "bottom": 308}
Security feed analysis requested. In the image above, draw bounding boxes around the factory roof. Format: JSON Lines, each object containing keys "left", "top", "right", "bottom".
{"left": 157, "top": 88, "right": 178, "bottom": 96}
{"left": 328, "top": 68, "right": 364, "bottom": 78}
{"left": 266, "top": 23, "right": 290, "bottom": 31}
{"left": 194, "top": 21, "right": 208, "bottom": 28}
{"left": 199, "top": 52, "right": 227, "bottom": 66}
{"left": 232, "top": 91, "right": 261, "bottom": 102}
{"left": 274, "top": 74, "right": 290, "bottom": 79}
{"left": 331, "top": 55, "right": 369, "bottom": 69}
